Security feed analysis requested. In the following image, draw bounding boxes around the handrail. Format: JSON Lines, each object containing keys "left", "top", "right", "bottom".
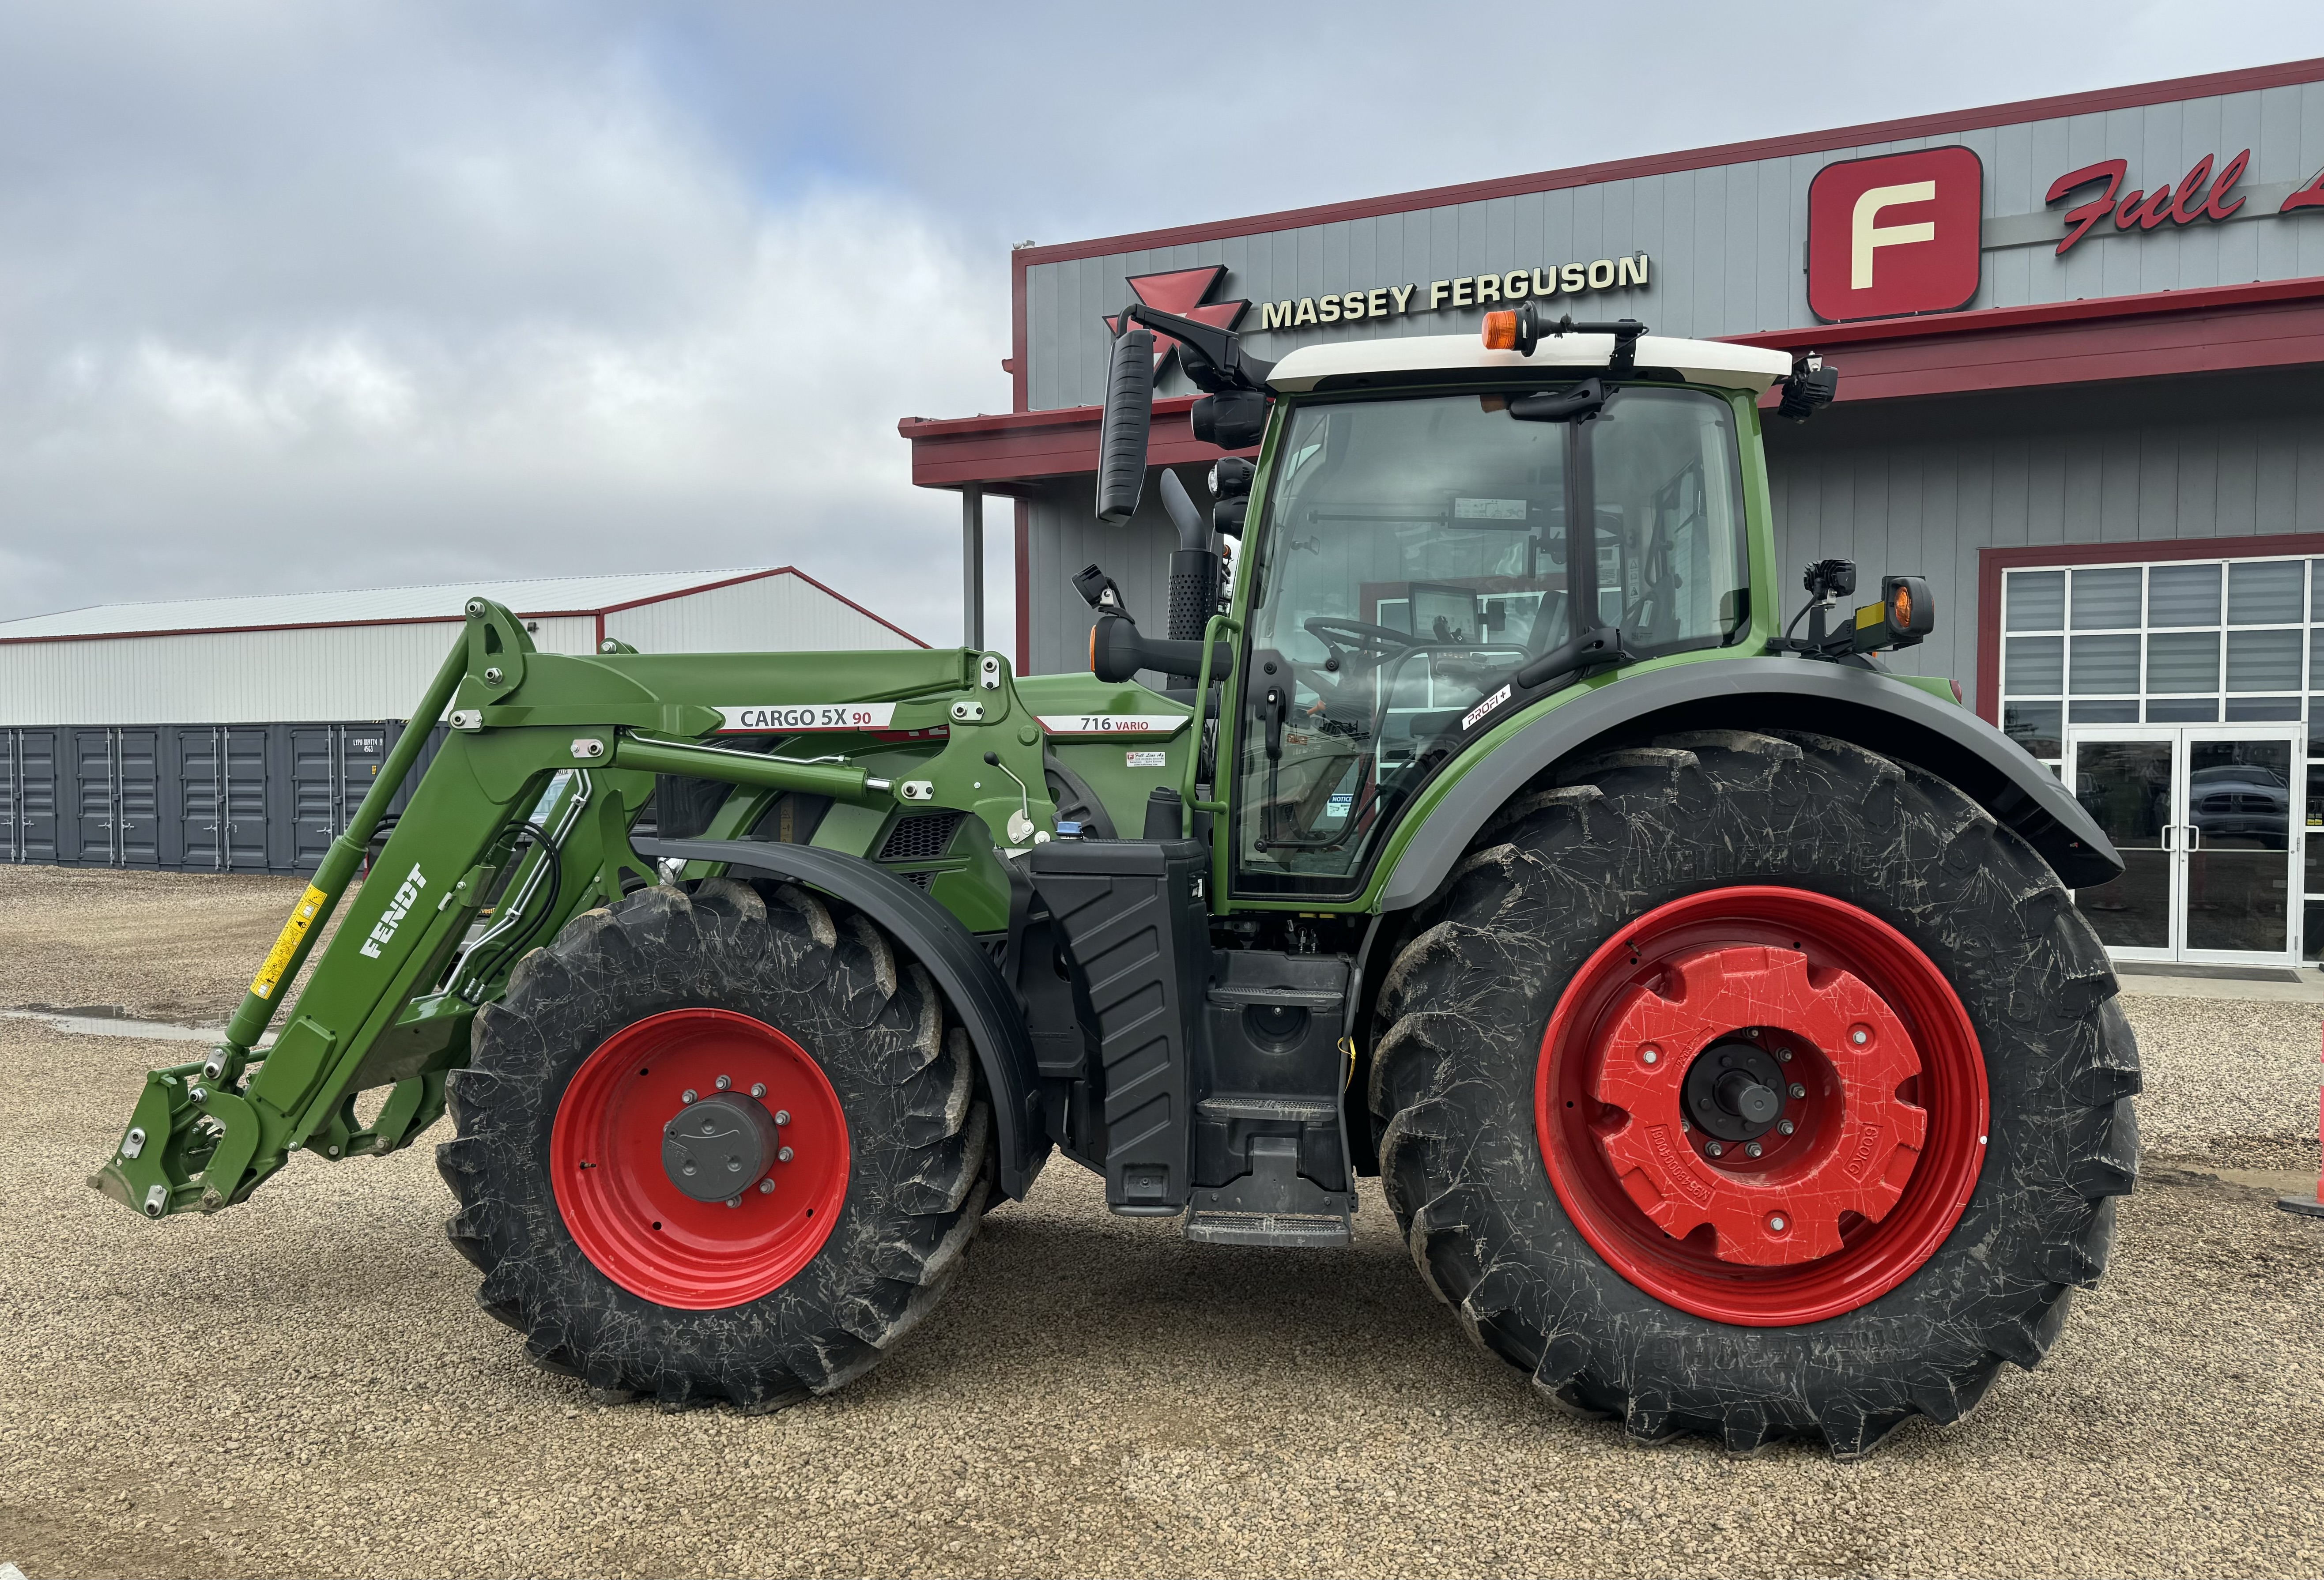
{"left": 1180, "top": 612, "right": 1242, "bottom": 837}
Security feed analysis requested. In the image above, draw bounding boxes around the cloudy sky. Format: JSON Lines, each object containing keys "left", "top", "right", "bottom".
{"left": 4, "top": 4, "right": 2324, "bottom": 645}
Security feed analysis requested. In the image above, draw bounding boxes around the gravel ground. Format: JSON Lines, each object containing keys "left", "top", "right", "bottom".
{"left": 2129, "top": 992, "right": 2324, "bottom": 1170}
{"left": 2, "top": 868, "right": 2321, "bottom": 1579}
{"left": 0, "top": 864, "right": 324, "bottom": 1022}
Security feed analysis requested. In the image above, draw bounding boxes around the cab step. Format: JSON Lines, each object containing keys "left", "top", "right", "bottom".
{"left": 1182, "top": 1132, "right": 1353, "bottom": 1248}
{"left": 1184, "top": 1207, "right": 1351, "bottom": 1248}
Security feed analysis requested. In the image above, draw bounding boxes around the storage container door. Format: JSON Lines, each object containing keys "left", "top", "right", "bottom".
{"left": 223, "top": 727, "right": 269, "bottom": 871}
{"left": 72, "top": 727, "right": 116, "bottom": 865}
{"left": 177, "top": 727, "right": 223, "bottom": 871}
{"left": 0, "top": 730, "right": 15, "bottom": 862}
{"left": 117, "top": 729, "right": 159, "bottom": 867}
{"left": 343, "top": 726, "right": 387, "bottom": 811}
{"left": 17, "top": 730, "right": 58, "bottom": 862}
{"left": 290, "top": 726, "right": 335, "bottom": 869}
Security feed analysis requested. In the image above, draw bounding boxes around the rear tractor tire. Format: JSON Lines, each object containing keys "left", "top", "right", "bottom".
{"left": 437, "top": 878, "right": 990, "bottom": 1411}
{"left": 1370, "top": 728, "right": 2140, "bottom": 1457}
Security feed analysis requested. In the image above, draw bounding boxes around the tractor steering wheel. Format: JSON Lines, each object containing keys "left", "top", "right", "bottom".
{"left": 1304, "top": 616, "right": 1422, "bottom": 665}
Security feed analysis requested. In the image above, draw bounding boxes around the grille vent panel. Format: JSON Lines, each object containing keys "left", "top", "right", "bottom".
{"left": 879, "top": 811, "right": 963, "bottom": 863}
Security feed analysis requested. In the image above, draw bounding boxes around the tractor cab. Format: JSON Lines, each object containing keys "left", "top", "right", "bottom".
{"left": 1086, "top": 302, "right": 1803, "bottom": 900}
{"left": 1232, "top": 334, "right": 1776, "bottom": 894}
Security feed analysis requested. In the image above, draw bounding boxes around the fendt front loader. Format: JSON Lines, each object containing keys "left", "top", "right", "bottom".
{"left": 93, "top": 299, "right": 2138, "bottom": 1456}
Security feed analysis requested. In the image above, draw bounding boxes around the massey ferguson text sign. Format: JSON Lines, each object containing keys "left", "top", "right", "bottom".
{"left": 1257, "top": 254, "right": 1650, "bottom": 331}
{"left": 1807, "top": 147, "right": 1984, "bottom": 323}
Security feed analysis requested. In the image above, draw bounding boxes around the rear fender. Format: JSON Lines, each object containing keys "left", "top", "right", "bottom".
{"left": 1373, "top": 658, "right": 2122, "bottom": 911}
{"left": 634, "top": 837, "right": 1048, "bottom": 1199}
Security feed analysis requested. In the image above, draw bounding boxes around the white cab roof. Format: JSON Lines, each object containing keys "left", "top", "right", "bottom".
{"left": 1267, "top": 332, "right": 1792, "bottom": 394}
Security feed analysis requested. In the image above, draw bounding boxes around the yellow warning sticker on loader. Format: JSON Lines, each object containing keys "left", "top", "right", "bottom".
{"left": 250, "top": 884, "right": 329, "bottom": 1000}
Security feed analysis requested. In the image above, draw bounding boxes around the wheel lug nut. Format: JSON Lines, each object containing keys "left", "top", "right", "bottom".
{"left": 1744, "top": 1141, "right": 1763, "bottom": 1158}
{"left": 680, "top": 1088, "right": 698, "bottom": 1105}
{"left": 778, "top": 1146, "right": 795, "bottom": 1163}
{"left": 1775, "top": 1048, "right": 1792, "bottom": 1063}
{"left": 715, "top": 1075, "right": 732, "bottom": 1091}
{"left": 1640, "top": 1045, "right": 1660, "bottom": 1066}
{"left": 758, "top": 1177, "right": 776, "bottom": 1195}
{"left": 1704, "top": 1141, "right": 1724, "bottom": 1158}
{"left": 1768, "top": 1214, "right": 1788, "bottom": 1233}
{"left": 724, "top": 1195, "right": 740, "bottom": 1209}
{"left": 1789, "top": 1082, "right": 1807, "bottom": 1099}
{"left": 774, "top": 1110, "right": 791, "bottom": 1127}
{"left": 1850, "top": 1026, "right": 1870, "bottom": 1046}
{"left": 1776, "top": 1119, "right": 1796, "bottom": 1135}
{"left": 750, "top": 1083, "right": 766, "bottom": 1099}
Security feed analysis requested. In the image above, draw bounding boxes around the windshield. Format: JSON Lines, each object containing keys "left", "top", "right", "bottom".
{"left": 1234, "top": 385, "right": 1749, "bottom": 896}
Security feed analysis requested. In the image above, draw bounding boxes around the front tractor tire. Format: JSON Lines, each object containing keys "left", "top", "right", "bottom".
{"left": 436, "top": 879, "right": 990, "bottom": 1411}
{"left": 1370, "top": 729, "right": 2140, "bottom": 1457}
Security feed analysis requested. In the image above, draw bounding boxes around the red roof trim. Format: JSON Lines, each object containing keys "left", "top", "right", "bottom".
{"left": 0, "top": 611, "right": 479, "bottom": 647}
{"left": 754, "top": 565, "right": 930, "bottom": 649}
{"left": 1736, "top": 275, "right": 2324, "bottom": 351}
{"left": 1011, "top": 58, "right": 2324, "bottom": 270}
{"left": 0, "top": 567, "right": 928, "bottom": 649}
{"left": 900, "top": 395, "right": 1199, "bottom": 441}
{"left": 592, "top": 566, "right": 796, "bottom": 615}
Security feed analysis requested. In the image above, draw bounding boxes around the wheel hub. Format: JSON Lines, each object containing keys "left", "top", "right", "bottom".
{"left": 661, "top": 1093, "right": 781, "bottom": 1203}
{"left": 1588, "top": 941, "right": 1929, "bottom": 1267}
{"left": 549, "top": 1007, "right": 849, "bottom": 1309}
{"left": 1681, "top": 1039, "right": 1788, "bottom": 1143}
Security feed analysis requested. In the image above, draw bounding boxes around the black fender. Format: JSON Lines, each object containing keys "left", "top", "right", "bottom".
{"left": 635, "top": 837, "right": 1048, "bottom": 1199}
{"left": 1374, "top": 657, "right": 2123, "bottom": 910}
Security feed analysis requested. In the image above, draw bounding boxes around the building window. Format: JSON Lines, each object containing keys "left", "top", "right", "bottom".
{"left": 2000, "top": 556, "right": 2313, "bottom": 771}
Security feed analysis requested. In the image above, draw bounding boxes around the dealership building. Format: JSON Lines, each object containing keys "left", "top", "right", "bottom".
{"left": 901, "top": 58, "right": 2324, "bottom": 969}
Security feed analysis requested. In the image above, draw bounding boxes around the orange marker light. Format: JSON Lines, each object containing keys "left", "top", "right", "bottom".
{"left": 1891, "top": 584, "right": 1913, "bottom": 628}
{"left": 1088, "top": 626, "right": 1098, "bottom": 673}
{"left": 1482, "top": 310, "right": 1517, "bottom": 351}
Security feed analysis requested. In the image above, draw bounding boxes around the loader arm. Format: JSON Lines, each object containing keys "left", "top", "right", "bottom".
{"left": 92, "top": 598, "right": 1063, "bottom": 1220}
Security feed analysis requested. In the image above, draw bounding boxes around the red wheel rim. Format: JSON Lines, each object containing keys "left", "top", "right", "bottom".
{"left": 551, "top": 1008, "right": 849, "bottom": 1310}
{"left": 1535, "top": 887, "right": 1988, "bottom": 1326}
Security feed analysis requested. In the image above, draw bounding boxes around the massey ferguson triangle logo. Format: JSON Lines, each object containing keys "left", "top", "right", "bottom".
{"left": 1102, "top": 265, "right": 1249, "bottom": 374}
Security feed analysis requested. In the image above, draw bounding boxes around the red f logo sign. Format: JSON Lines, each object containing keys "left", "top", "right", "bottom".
{"left": 1807, "top": 147, "right": 1983, "bottom": 323}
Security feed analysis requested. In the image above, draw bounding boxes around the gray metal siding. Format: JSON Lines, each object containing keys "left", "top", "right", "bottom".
{"left": 1027, "top": 81, "right": 2324, "bottom": 411}
{"left": 1022, "top": 474, "right": 1211, "bottom": 681}
{"left": 1766, "top": 368, "right": 2324, "bottom": 706}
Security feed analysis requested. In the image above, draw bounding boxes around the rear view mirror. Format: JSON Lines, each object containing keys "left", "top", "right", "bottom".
{"left": 1096, "top": 325, "right": 1155, "bottom": 524}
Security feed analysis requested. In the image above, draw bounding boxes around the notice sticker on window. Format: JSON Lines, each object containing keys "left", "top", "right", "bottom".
{"left": 1126, "top": 750, "right": 1166, "bottom": 769}
{"left": 1454, "top": 497, "right": 1527, "bottom": 520}
{"left": 1325, "top": 792, "right": 1354, "bottom": 820}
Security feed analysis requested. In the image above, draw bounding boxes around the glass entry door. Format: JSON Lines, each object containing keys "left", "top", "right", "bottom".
{"left": 2066, "top": 724, "right": 2304, "bottom": 966}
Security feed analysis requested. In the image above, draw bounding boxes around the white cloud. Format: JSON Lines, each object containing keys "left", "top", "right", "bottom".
{"left": 0, "top": 8, "right": 1011, "bottom": 646}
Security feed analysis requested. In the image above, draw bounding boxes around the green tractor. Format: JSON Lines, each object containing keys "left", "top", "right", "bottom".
{"left": 93, "top": 299, "right": 2137, "bottom": 1456}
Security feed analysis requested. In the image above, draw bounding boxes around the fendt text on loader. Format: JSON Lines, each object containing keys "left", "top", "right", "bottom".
{"left": 94, "top": 298, "right": 2139, "bottom": 1456}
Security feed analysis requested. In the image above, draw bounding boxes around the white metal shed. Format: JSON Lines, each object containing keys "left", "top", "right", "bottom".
{"left": 0, "top": 567, "right": 922, "bottom": 727}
